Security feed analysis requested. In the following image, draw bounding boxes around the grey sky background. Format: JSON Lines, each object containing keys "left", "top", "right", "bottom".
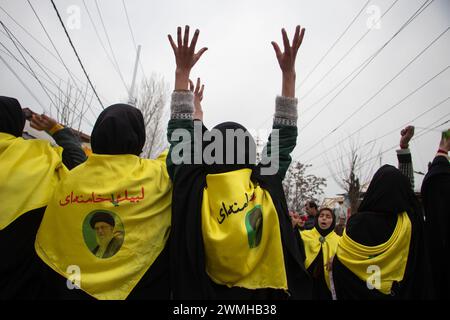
{"left": 1, "top": 0, "right": 449, "bottom": 198}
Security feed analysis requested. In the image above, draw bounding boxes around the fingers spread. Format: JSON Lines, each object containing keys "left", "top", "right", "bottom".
{"left": 298, "top": 27, "right": 306, "bottom": 48}
{"left": 168, "top": 34, "right": 177, "bottom": 52}
{"left": 190, "top": 29, "right": 200, "bottom": 51}
{"left": 193, "top": 47, "right": 208, "bottom": 65}
{"left": 271, "top": 41, "right": 282, "bottom": 58}
{"left": 183, "top": 25, "right": 189, "bottom": 48}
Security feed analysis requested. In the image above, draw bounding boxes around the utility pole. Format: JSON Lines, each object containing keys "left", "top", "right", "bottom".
{"left": 128, "top": 45, "right": 141, "bottom": 106}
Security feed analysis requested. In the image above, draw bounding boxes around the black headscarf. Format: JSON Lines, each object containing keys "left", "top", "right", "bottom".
{"left": 91, "top": 104, "right": 145, "bottom": 156}
{"left": 205, "top": 122, "right": 256, "bottom": 174}
{"left": 0, "top": 96, "right": 25, "bottom": 137}
{"left": 358, "top": 165, "right": 418, "bottom": 214}
{"left": 333, "top": 165, "right": 432, "bottom": 299}
{"left": 314, "top": 208, "right": 336, "bottom": 237}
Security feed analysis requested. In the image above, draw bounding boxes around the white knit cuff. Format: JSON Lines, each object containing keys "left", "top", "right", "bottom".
{"left": 171, "top": 91, "right": 194, "bottom": 120}
{"left": 274, "top": 95, "right": 298, "bottom": 126}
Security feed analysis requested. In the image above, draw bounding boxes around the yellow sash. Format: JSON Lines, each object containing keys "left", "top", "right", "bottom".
{"left": 336, "top": 211, "right": 411, "bottom": 295}
{"left": 201, "top": 168, "right": 287, "bottom": 290}
{"left": 35, "top": 151, "right": 172, "bottom": 300}
{"left": 0, "top": 132, "right": 67, "bottom": 230}
{"left": 301, "top": 228, "right": 340, "bottom": 290}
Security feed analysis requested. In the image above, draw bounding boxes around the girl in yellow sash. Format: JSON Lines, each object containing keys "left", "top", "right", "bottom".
{"left": 301, "top": 207, "right": 340, "bottom": 300}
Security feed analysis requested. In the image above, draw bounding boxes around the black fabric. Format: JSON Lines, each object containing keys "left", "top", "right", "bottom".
{"left": 305, "top": 211, "right": 336, "bottom": 300}
{"left": 333, "top": 165, "right": 432, "bottom": 299}
{"left": 89, "top": 211, "right": 115, "bottom": 228}
{"left": 308, "top": 250, "right": 332, "bottom": 300}
{"left": 421, "top": 155, "right": 450, "bottom": 299}
{"left": 0, "top": 207, "right": 45, "bottom": 299}
{"left": 314, "top": 209, "right": 336, "bottom": 237}
{"left": 0, "top": 96, "right": 25, "bottom": 137}
{"left": 91, "top": 104, "right": 145, "bottom": 156}
{"left": 205, "top": 122, "right": 256, "bottom": 174}
{"left": 169, "top": 161, "right": 312, "bottom": 300}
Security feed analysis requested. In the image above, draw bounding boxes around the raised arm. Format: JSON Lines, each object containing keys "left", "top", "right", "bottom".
{"left": 396, "top": 125, "right": 415, "bottom": 189}
{"left": 261, "top": 26, "right": 306, "bottom": 178}
{"left": 166, "top": 26, "right": 207, "bottom": 179}
{"left": 30, "top": 114, "right": 87, "bottom": 169}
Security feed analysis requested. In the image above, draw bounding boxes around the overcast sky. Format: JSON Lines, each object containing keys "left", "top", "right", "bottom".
{"left": 1, "top": 0, "right": 449, "bottom": 198}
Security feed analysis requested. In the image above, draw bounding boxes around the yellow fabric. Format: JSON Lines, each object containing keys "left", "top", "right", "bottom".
{"left": 201, "top": 168, "right": 287, "bottom": 290}
{"left": 0, "top": 132, "right": 67, "bottom": 230}
{"left": 300, "top": 228, "right": 340, "bottom": 290}
{"left": 336, "top": 211, "right": 412, "bottom": 295}
{"left": 35, "top": 150, "right": 172, "bottom": 300}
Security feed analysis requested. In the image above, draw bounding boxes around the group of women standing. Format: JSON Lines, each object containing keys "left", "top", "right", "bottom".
{"left": 1, "top": 24, "right": 448, "bottom": 300}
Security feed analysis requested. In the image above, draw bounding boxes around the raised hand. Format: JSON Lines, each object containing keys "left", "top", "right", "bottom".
{"left": 271, "top": 26, "right": 305, "bottom": 74}
{"left": 400, "top": 126, "right": 415, "bottom": 149}
{"left": 189, "top": 77, "right": 205, "bottom": 121}
{"left": 168, "top": 26, "right": 208, "bottom": 90}
{"left": 271, "top": 26, "right": 305, "bottom": 97}
{"left": 30, "top": 114, "right": 58, "bottom": 132}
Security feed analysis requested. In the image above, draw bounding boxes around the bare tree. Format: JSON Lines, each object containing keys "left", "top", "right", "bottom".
{"left": 327, "top": 137, "right": 378, "bottom": 216}
{"left": 283, "top": 161, "right": 327, "bottom": 213}
{"left": 136, "top": 74, "right": 170, "bottom": 159}
{"left": 53, "top": 80, "right": 92, "bottom": 133}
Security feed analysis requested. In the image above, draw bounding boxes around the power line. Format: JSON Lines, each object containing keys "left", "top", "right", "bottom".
{"left": 1, "top": 20, "right": 57, "bottom": 113}
{"left": 324, "top": 115, "right": 450, "bottom": 181}
{"left": 297, "top": 0, "right": 371, "bottom": 90}
{"left": 298, "top": 0, "right": 401, "bottom": 103}
{"left": 0, "top": 22, "right": 98, "bottom": 123}
{"left": 308, "top": 97, "right": 450, "bottom": 173}
{"left": 82, "top": 0, "right": 129, "bottom": 93}
{"left": 27, "top": 1, "right": 83, "bottom": 100}
{"left": 50, "top": 0, "right": 104, "bottom": 109}
{"left": 121, "top": 0, "right": 147, "bottom": 82}
{"left": 0, "top": 51, "right": 46, "bottom": 111}
{"left": 0, "top": 43, "right": 95, "bottom": 128}
{"left": 93, "top": 0, "right": 129, "bottom": 93}
{"left": 298, "top": 65, "right": 449, "bottom": 162}
{"left": 27, "top": 0, "right": 100, "bottom": 123}
{"left": 299, "top": 0, "right": 435, "bottom": 135}
{"left": 0, "top": 4, "right": 110, "bottom": 105}
{"left": 255, "top": 0, "right": 375, "bottom": 131}
{"left": 326, "top": 27, "right": 449, "bottom": 134}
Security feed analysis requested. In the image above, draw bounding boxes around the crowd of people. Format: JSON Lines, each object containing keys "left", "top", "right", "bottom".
{"left": 0, "top": 25, "right": 449, "bottom": 300}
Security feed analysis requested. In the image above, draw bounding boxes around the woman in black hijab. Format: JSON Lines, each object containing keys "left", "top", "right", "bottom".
{"left": 166, "top": 25, "right": 312, "bottom": 300}
{"left": 36, "top": 103, "right": 172, "bottom": 300}
{"left": 0, "top": 96, "right": 26, "bottom": 137}
{"left": 421, "top": 132, "right": 450, "bottom": 299}
{"left": 300, "top": 208, "right": 340, "bottom": 300}
{"left": 332, "top": 165, "right": 431, "bottom": 299}
{"left": 90, "top": 104, "right": 146, "bottom": 155}
{"left": 0, "top": 96, "right": 86, "bottom": 299}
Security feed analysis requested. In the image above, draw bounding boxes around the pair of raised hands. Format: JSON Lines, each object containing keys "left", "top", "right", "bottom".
{"left": 168, "top": 25, "right": 306, "bottom": 95}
